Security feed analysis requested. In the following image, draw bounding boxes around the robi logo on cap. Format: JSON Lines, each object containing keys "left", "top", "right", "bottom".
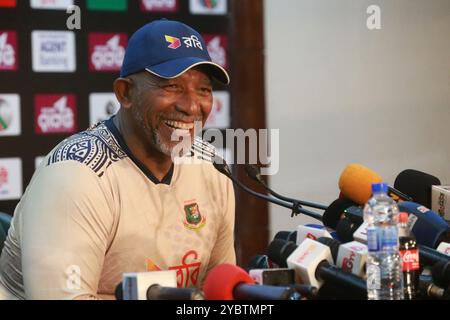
{"left": 165, "top": 35, "right": 181, "bottom": 49}
{"left": 165, "top": 34, "right": 204, "bottom": 50}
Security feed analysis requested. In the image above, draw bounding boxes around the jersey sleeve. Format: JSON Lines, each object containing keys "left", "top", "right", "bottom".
{"left": 19, "top": 161, "right": 116, "bottom": 300}
{"left": 206, "top": 177, "right": 236, "bottom": 272}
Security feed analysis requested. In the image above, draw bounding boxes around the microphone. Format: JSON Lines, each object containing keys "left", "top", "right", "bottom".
{"left": 322, "top": 197, "right": 358, "bottom": 229}
{"left": 249, "top": 268, "right": 319, "bottom": 299}
{"left": 431, "top": 260, "right": 450, "bottom": 289}
{"left": 286, "top": 238, "right": 367, "bottom": 298}
{"left": 212, "top": 156, "right": 323, "bottom": 221}
{"left": 244, "top": 163, "right": 328, "bottom": 210}
{"left": 267, "top": 239, "right": 297, "bottom": 268}
{"left": 437, "top": 242, "right": 450, "bottom": 256}
{"left": 418, "top": 245, "right": 450, "bottom": 268}
{"left": 246, "top": 255, "right": 273, "bottom": 271}
{"left": 115, "top": 271, "right": 204, "bottom": 300}
{"left": 418, "top": 275, "right": 450, "bottom": 300}
{"left": 394, "top": 169, "right": 441, "bottom": 208}
{"left": 203, "top": 264, "right": 300, "bottom": 300}
{"left": 317, "top": 237, "right": 368, "bottom": 278}
{"left": 115, "top": 282, "right": 204, "bottom": 300}
{"left": 397, "top": 201, "right": 450, "bottom": 248}
{"left": 295, "top": 224, "right": 332, "bottom": 244}
{"left": 274, "top": 230, "right": 298, "bottom": 243}
{"left": 338, "top": 163, "right": 412, "bottom": 204}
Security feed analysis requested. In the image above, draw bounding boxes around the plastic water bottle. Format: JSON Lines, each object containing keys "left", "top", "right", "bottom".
{"left": 364, "top": 183, "right": 404, "bottom": 300}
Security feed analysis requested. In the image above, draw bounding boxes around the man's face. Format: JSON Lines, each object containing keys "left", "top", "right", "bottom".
{"left": 129, "top": 67, "right": 213, "bottom": 157}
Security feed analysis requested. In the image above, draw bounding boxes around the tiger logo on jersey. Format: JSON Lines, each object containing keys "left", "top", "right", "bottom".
{"left": 183, "top": 200, "right": 206, "bottom": 231}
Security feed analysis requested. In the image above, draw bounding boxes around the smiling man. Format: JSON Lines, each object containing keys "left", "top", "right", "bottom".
{"left": 0, "top": 19, "right": 235, "bottom": 300}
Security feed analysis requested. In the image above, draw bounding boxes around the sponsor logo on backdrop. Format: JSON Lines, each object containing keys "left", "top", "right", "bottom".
{"left": 32, "top": 31, "right": 76, "bottom": 72}
{"left": 204, "top": 91, "right": 229, "bottom": 129}
{"left": 189, "top": 0, "right": 227, "bottom": 15}
{"left": 0, "top": 0, "right": 16, "bottom": 8}
{"left": 140, "top": 0, "right": 178, "bottom": 12}
{"left": 0, "top": 94, "right": 21, "bottom": 136}
{"left": 89, "top": 93, "right": 120, "bottom": 125}
{"left": 0, "top": 158, "right": 22, "bottom": 201}
{"left": 87, "top": 0, "right": 127, "bottom": 11}
{"left": 202, "top": 34, "right": 227, "bottom": 69}
{"left": 35, "top": 95, "right": 77, "bottom": 134}
{"left": 30, "top": 0, "right": 74, "bottom": 10}
{"left": 89, "top": 33, "right": 127, "bottom": 72}
{"left": 0, "top": 31, "right": 18, "bottom": 71}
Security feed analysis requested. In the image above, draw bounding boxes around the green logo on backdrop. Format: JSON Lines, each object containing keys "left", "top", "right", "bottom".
{"left": 87, "top": 0, "right": 127, "bottom": 11}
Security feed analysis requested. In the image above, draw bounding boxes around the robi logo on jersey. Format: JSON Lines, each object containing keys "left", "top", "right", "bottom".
{"left": 0, "top": 31, "right": 18, "bottom": 71}
{"left": 35, "top": 95, "right": 77, "bottom": 134}
{"left": 89, "top": 33, "right": 127, "bottom": 72}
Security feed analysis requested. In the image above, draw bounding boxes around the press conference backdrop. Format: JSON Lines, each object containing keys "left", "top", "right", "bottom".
{"left": 0, "top": 0, "right": 231, "bottom": 215}
{"left": 265, "top": 0, "right": 450, "bottom": 238}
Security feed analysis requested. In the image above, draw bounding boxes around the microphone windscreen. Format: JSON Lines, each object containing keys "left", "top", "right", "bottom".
{"left": 338, "top": 163, "right": 382, "bottom": 205}
{"left": 322, "top": 197, "right": 357, "bottom": 229}
{"left": 203, "top": 264, "right": 254, "bottom": 300}
{"left": 267, "top": 239, "right": 297, "bottom": 268}
{"left": 115, "top": 282, "right": 123, "bottom": 300}
{"left": 394, "top": 169, "right": 441, "bottom": 208}
{"left": 316, "top": 237, "right": 341, "bottom": 264}
{"left": 246, "top": 255, "right": 270, "bottom": 271}
{"left": 336, "top": 218, "right": 360, "bottom": 243}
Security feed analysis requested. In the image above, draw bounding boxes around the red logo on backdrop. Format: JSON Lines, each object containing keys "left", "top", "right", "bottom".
{"left": 400, "top": 249, "right": 419, "bottom": 271}
{"left": 202, "top": 34, "right": 227, "bottom": 70}
{"left": 140, "top": 0, "right": 178, "bottom": 12}
{"left": 34, "top": 95, "right": 77, "bottom": 134}
{"left": 89, "top": 33, "right": 127, "bottom": 72}
{"left": 0, "top": 31, "right": 18, "bottom": 71}
{"left": 0, "top": 167, "right": 8, "bottom": 187}
{"left": 0, "top": 0, "right": 16, "bottom": 8}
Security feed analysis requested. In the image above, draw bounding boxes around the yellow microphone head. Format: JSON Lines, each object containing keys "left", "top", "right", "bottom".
{"left": 338, "top": 163, "right": 382, "bottom": 205}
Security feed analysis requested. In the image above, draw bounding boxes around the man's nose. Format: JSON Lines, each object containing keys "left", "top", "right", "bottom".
{"left": 175, "top": 91, "right": 201, "bottom": 116}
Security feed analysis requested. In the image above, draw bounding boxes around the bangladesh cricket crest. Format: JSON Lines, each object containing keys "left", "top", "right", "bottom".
{"left": 183, "top": 200, "right": 206, "bottom": 231}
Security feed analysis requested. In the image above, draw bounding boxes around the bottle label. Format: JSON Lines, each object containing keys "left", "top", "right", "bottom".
{"left": 367, "top": 228, "right": 379, "bottom": 252}
{"left": 400, "top": 249, "right": 419, "bottom": 271}
{"left": 366, "top": 264, "right": 381, "bottom": 290}
{"left": 380, "top": 227, "right": 398, "bottom": 251}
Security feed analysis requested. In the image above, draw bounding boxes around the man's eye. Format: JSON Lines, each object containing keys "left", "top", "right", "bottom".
{"left": 162, "top": 84, "right": 180, "bottom": 91}
{"left": 200, "top": 87, "right": 212, "bottom": 94}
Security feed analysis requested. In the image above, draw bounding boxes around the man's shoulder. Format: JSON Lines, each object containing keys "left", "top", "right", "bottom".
{"left": 46, "top": 122, "right": 128, "bottom": 177}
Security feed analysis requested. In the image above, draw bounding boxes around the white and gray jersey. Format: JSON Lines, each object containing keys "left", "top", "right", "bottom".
{"left": 0, "top": 118, "right": 235, "bottom": 300}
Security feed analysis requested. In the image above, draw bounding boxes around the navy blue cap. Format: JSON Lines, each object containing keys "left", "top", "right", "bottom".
{"left": 120, "top": 19, "right": 230, "bottom": 85}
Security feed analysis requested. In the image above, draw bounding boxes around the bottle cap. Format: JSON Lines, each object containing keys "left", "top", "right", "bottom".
{"left": 371, "top": 183, "right": 388, "bottom": 193}
{"left": 399, "top": 212, "right": 409, "bottom": 223}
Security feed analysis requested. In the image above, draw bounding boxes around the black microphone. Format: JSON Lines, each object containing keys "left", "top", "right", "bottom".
{"left": 321, "top": 197, "right": 358, "bottom": 229}
{"left": 115, "top": 282, "right": 204, "bottom": 300}
{"left": 266, "top": 239, "right": 297, "bottom": 268}
{"left": 244, "top": 163, "right": 328, "bottom": 211}
{"left": 431, "top": 260, "right": 450, "bottom": 289}
{"left": 394, "top": 169, "right": 441, "bottom": 208}
{"left": 212, "top": 156, "right": 323, "bottom": 221}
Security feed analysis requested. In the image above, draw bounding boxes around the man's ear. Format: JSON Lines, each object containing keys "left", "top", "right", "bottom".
{"left": 113, "top": 78, "right": 134, "bottom": 109}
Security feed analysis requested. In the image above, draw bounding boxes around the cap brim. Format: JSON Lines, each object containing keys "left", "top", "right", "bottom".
{"left": 145, "top": 57, "right": 230, "bottom": 85}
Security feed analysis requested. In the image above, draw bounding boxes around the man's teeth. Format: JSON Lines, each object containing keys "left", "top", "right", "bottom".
{"left": 165, "top": 120, "right": 194, "bottom": 130}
